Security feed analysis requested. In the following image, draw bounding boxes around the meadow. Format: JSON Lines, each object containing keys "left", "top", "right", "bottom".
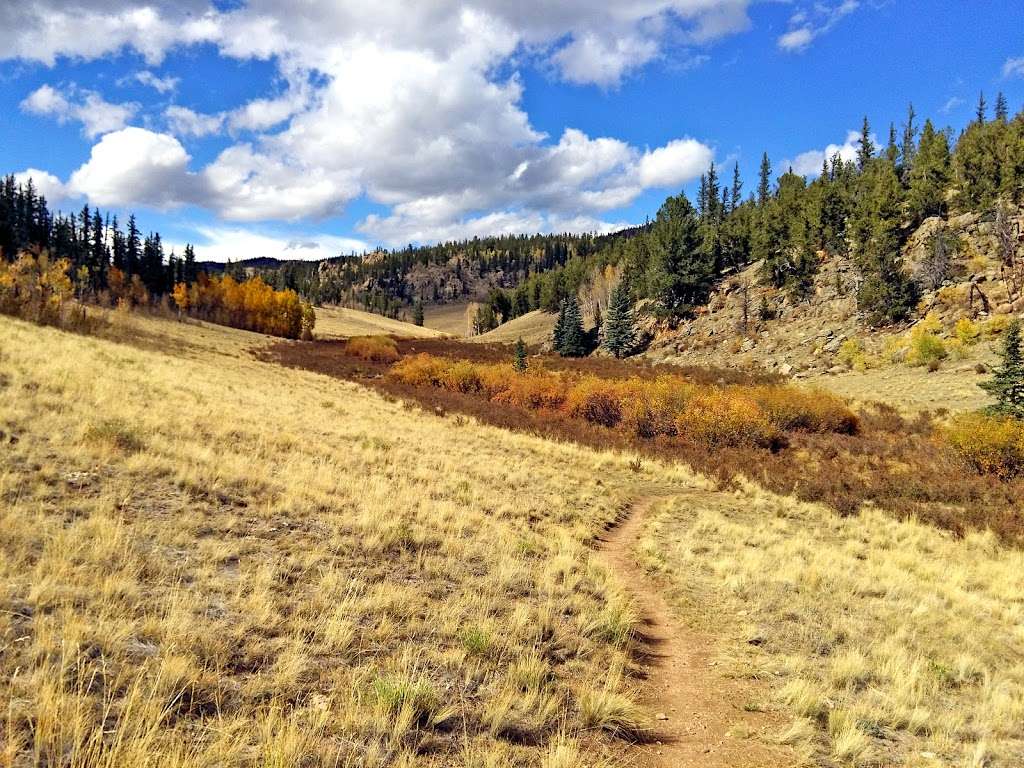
{"left": 0, "top": 311, "right": 707, "bottom": 767}
{"left": 2, "top": 310, "right": 1022, "bottom": 768}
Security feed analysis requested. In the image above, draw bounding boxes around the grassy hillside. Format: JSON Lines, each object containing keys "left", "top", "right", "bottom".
{"left": 0, "top": 312, "right": 711, "bottom": 767}
{"left": 470, "top": 310, "right": 557, "bottom": 346}
{"left": 314, "top": 305, "right": 445, "bottom": 339}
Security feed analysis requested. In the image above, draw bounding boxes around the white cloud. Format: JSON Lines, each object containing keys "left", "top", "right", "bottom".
{"left": 1003, "top": 57, "right": 1024, "bottom": 79}
{"left": 359, "top": 209, "right": 626, "bottom": 246}
{"left": 940, "top": 96, "right": 965, "bottom": 115}
{"left": 777, "top": 28, "right": 814, "bottom": 52}
{"left": 20, "top": 83, "right": 137, "bottom": 138}
{"left": 172, "top": 226, "right": 369, "bottom": 263}
{"left": 638, "top": 138, "right": 715, "bottom": 188}
{"left": 12, "top": 168, "right": 70, "bottom": 203}
{"left": 552, "top": 31, "right": 659, "bottom": 87}
{"left": 135, "top": 70, "right": 180, "bottom": 93}
{"left": 778, "top": 1, "right": 858, "bottom": 52}
{"left": 7, "top": 1, "right": 734, "bottom": 244}
{"left": 784, "top": 129, "right": 863, "bottom": 178}
{"left": 165, "top": 105, "right": 225, "bottom": 137}
{"left": 69, "top": 127, "right": 195, "bottom": 208}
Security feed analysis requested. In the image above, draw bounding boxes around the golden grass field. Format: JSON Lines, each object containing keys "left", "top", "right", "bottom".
{"left": 0, "top": 312, "right": 704, "bottom": 767}
{"left": 471, "top": 311, "right": 557, "bottom": 346}
{"left": 637, "top": 484, "right": 1024, "bottom": 767}
{"left": 314, "top": 306, "right": 445, "bottom": 340}
{"left": 2, "top": 310, "right": 1022, "bottom": 767}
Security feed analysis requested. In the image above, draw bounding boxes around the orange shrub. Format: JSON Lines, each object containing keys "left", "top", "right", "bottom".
{"left": 565, "top": 377, "right": 624, "bottom": 427}
{"left": 490, "top": 369, "right": 567, "bottom": 410}
{"left": 346, "top": 335, "right": 400, "bottom": 363}
{"left": 946, "top": 413, "right": 1024, "bottom": 479}
{"left": 750, "top": 386, "right": 859, "bottom": 434}
{"left": 441, "top": 360, "right": 484, "bottom": 393}
{"left": 676, "top": 390, "right": 781, "bottom": 449}
{"left": 619, "top": 376, "right": 695, "bottom": 438}
{"left": 387, "top": 353, "right": 855, "bottom": 452}
{"left": 390, "top": 352, "right": 447, "bottom": 384}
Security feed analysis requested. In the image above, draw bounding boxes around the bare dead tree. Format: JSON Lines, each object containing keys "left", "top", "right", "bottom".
{"left": 736, "top": 280, "right": 750, "bottom": 335}
{"left": 995, "top": 203, "right": 1022, "bottom": 300}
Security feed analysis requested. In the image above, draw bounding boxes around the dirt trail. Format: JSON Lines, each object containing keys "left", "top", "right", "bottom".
{"left": 598, "top": 489, "right": 793, "bottom": 768}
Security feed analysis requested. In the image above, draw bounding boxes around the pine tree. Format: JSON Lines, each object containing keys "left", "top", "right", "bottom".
{"left": 980, "top": 320, "right": 1024, "bottom": 418}
{"left": 553, "top": 296, "right": 586, "bottom": 357}
{"left": 907, "top": 119, "right": 951, "bottom": 223}
{"left": 757, "top": 152, "right": 772, "bottom": 206}
{"left": 857, "top": 116, "right": 875, "bottom": 170}
{"left": 413, "top": 298, "right": 425, "bottom": 326}
{"left": 976, "top": 91, "right": 987, "bottom": 124}
{"left": 995, "top": 92, "right": 1009, "bottom": 123}
{"left": 513, "top": 337, "right": 528, "bottom": 372}
{"left": 602, "top": 281, "right": 636, "bottom": 358}
{"left": 731, "top": 162, "right": 742, "bottom": 211}
{"left": 900, "top": 102, "right": 918, "bottom": 180}
{"left": 886, "top": 123, "right": 899, "bottom": 165}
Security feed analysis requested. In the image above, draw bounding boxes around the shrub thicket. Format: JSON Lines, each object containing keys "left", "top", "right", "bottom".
{"left": 391, "top": 354, "right": 857, "bottom": 450}
{"left": 946, "top": 412, "right": 1024, "bottom": 479}
{"left": 0, "top": 250, "right": 91, "bottom": 330}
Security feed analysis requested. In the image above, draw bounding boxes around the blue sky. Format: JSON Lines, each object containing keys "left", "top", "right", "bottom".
{"left": 2, "top": 1, "right": 1022, "bottom": 261}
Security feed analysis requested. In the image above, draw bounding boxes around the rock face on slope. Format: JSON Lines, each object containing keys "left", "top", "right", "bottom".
{"left": 645, "top": 206, "right": 1024, "bottom": 377}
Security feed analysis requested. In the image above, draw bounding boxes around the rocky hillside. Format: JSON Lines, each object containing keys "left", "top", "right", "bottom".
{"left": 645, "top": 205, "right": 1024, "bottom": 378}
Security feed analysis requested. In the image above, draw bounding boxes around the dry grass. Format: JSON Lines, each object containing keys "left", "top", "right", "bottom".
{"left": 637, "top": 485, "right": 1024, "bottom": 767}
{"left": 470, "top": 310, "right": 557, "bottom": 346}
{"left": 0, "top": 312, "right": 702, "bottom": 766}
{"left": 314, "top": 305, "right": 444, "bottom": 340}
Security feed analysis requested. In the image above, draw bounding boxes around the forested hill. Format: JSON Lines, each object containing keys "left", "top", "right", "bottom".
{"left": 229, "top": 225, "right": 651, "bottom": 319}
{"left": 248, "top": 94, "right": 1023, "bottom": 336}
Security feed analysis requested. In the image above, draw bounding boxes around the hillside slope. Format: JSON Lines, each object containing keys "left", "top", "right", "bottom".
{"left": 644, "top": 206, "right": 1023, "bottom": 413}
{"left": 470, "top": 309, "right": 557, "bottom": 345}
{"left": 314, "top": 305, "right": 445, "bottom": 339}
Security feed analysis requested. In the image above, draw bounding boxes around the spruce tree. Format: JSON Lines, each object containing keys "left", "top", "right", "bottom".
{"left": 602, "top": 281, "right": 636, "bottom": 358}
{"left": 976, "top": 92, "right": 987, "bottom": 124}
{"left": 980, "top": 320, "right": 1024, "bottom": 418}
{"left": 857, "top": 116, "right": 875, "bottom": 170}
{"left": 907, "top": 119, "right": 951, "bottom": 223}
{"left": 757, "top": 152, "right": 772, "bottom": 206}
{"left": 900, "top": 102, "right": 917, "bottom": 180}
{"left": 731, "top": 162, "right": 743, "bottom": 211}
{"left": 554, "top": 296, "right": 586, "bottom": 357}
{"left": 995, "top": 92, "right": 1009, "bottom": 123}
{"left": 413, "top": 299, "right": 425, "bottom": 326}
{"left": 513, "top": 337, "right": 528, "bottom": 372}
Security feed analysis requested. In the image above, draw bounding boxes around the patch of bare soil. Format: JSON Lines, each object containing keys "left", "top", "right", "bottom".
{"left": 599, "top": 490, "right": 794, "bottom": 768}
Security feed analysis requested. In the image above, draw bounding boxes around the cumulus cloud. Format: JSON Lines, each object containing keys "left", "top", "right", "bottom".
{"left": 552, "top": 31, "right": 659, "bottom": 87}
{"left": 69, "top": 127, "right": 196, "bottom": 208}
{"left": 638, "top": 138, "right": 716, "bottom": 188}
{"left": 7, "top": 1, "right": 737, "bottom": 244}
{"left": 778, "top": 0, "right": 858, "bottom": 52}
{"left": 21, "top": 84, "right": 137, "bottom": 138}
{"left": 13, "top": 168, "right": 70, "bottom": 203}
{"left": 784, "top": 129, "right": 864, "bottom": 177}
